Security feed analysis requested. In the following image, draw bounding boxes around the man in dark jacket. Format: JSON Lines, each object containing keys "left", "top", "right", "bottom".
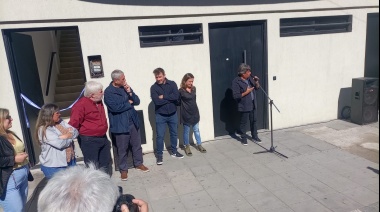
{"left": 232, "top": 63, "right": 262, "bottom": 145}
{"left": 104, "top": 70, "right": 149, "bottom": 181}
{"left": 151, "top": 68, "right": 184, "bottom": 165}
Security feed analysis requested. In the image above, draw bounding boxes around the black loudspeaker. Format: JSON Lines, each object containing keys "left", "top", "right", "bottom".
{"left": 351, "top": 77, "right": 379, "bottom": 125}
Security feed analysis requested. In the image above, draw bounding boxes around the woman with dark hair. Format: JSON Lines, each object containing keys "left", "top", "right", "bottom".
{"left": 35, "top": 104, "right": 78, "bottom": 179}
{"left": 179, "top": 73, "right": 206, "bottom": 156}
{"left": 0, "top": 108, "right": 29, "bottom": 211}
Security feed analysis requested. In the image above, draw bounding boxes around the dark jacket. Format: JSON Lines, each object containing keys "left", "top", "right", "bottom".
{"left": 0, "top": 135, "right": 15, "bottom": 196}
{"left": 232, "top": 76, "right": 258, "bottom": 112}
{"left": 104, "top": 82, "right": 140, "bottom": 134}
{"left": 150, "top": 79, "right": 179, "bottom": 115}
{"left": 179, "top": 87, "right": 200, "bottom": 125}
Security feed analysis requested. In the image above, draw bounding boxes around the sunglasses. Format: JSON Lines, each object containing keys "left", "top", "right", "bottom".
{"left": 5, "top": 115, "right": 12, "bottom": 120}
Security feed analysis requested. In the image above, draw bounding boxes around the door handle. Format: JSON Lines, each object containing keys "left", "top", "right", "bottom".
{"left": 243, "top": 50, "right": 247, "bottom": 64}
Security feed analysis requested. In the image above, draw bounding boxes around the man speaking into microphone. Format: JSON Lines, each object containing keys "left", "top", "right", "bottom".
{"left": 231, "top": 63, "right": 262, "bottom": 146}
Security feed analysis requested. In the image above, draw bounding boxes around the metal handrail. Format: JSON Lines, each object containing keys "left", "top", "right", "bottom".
{"left": 45, "top": 52, "right": 56, "bottom": 96}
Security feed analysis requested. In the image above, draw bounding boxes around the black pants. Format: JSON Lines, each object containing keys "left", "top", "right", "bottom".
{"left": 79, "top": 135, "right": 112, "bottom": 175}
{"left": 114, "top": 125, "right": 143, "bottom": 172}
{"left": 237, "top": 107, "right": 258, "bottom": 140}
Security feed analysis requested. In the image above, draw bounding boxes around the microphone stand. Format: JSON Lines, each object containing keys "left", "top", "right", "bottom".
{"left": 255, "top": 84, "right": 288, "bottom": 159}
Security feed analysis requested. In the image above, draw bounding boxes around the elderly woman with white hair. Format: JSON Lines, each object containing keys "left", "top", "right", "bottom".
{"left": 68, "top": 81, "right": 112, "bottom": 175}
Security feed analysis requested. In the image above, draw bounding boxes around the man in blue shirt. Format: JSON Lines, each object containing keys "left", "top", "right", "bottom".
{"left": 104, "top": 70, "right": 149, "bottom": 181}
{"left": 150, "top": 68, "right": 184, "bottom": 165}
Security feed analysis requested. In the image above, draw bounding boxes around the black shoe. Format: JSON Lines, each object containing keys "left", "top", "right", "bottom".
{"left": 156, "top": 158, "right": 163, "bottom": 165}
{"left": 242, "top": 139, "right": 248, "bottom": 146}
{"left": 171, "top": 152, "right": 184, "bottom": 158}
{"left": 253, "top": 137, "right": 262, "bottom": 143}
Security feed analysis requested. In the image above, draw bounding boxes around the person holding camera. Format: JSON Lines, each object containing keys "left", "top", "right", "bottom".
{"left": 38, "top": 164, "right": 149, "bottom": 212}
{"left": 104, "top": 70, "right": 149, "bottom": 181}
{"left": 232, "top": 63, "right": 262, "bottom": 145}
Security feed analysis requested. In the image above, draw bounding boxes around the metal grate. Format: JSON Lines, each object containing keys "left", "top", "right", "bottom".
{"left": 280, "top": 15, "right": 353, "bottom": 37}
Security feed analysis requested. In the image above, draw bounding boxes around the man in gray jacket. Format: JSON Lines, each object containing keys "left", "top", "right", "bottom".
{"left": 232, "top": 63, "right": 262, "bottom": 145}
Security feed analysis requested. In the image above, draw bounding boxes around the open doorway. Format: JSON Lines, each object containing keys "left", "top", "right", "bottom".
{"left": 2, "top": 26, "right": 86, "bottom": 166}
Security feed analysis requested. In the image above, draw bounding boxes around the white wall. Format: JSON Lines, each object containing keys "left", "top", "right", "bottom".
{"left": 0, "top": 5, "right": 378, "bottom": 154}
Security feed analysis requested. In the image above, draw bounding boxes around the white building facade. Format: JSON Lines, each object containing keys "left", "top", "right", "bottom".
{"left": 0, "top": 0, "right": 378, "bottom": 164}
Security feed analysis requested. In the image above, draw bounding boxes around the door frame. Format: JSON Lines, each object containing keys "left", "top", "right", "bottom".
{"left": 2, "top": 26, "right": 83, "bottom": 166}
{"left": 208, "top": 20, "right": 269, "bottom": 138}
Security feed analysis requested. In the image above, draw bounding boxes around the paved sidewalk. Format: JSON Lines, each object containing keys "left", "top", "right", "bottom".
{"left": 2, "top": 119, "right": 379, "bottom": 212}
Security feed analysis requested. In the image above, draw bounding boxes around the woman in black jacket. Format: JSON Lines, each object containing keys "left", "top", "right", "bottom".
{"left": 0, "top": 108, "right": 29, "bottom": 212}
{"left": 179, "top": 73, "right": 207, "bottom": 156}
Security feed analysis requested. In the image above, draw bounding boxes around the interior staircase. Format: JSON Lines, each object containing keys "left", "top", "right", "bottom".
{"left": 55, "top": 30, "right": 86, "bottom": 117}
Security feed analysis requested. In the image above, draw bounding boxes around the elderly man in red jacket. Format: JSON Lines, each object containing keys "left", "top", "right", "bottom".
{"left": 69, "top": 81, "right": 112, "bottom": 175}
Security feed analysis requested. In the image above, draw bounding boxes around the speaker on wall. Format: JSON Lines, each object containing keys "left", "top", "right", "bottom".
{"left": 351, "top": 77, "right": 379, "bottom": 125}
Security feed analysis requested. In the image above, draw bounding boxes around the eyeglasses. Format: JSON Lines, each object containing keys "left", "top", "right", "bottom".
{"left": 5, "top": 115, "right": 12, "bottom": 120}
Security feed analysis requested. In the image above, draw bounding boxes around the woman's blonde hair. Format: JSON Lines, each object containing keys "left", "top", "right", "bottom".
{"left": 0, "top": 108, "right": 11, "bottom": 137}
{"left": 35, "top": 104, "right": 60, "bottom": 143}
{"left": 180, "top": 73, "right": 195, "bottom": 90}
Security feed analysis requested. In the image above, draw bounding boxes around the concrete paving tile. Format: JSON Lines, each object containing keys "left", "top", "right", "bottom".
{"left": 172, "top": 177, "right": 204, "bottom": 196}
{"left": 360, "top": 204, "right": 380, "bottom": 212}
{"left": 265, "top": 160, "right": 298, "bottom": 174}
{"left": 317, "top": 192, "right": 364, "bottom": 212}
{"left": 289, "top": 199, "right": 332, "bottom": 212}
{"left": 252, "top": 151, "right": 284, "bottom": 164}
{"left": 206, "top": 184, "right": 245, "bottom": 206}
{"left": 341, "top": 169, "right": 379, "bottom": 188}
{"left": 279, "top": 169, "right": 317, "bottom": 184}
{"left": 117, "top": 177, "right": 145, "bottom": 192}
{"left": 326, "top": 120, "right": 358, "bottom": 130}
{"left": 307, "top": 140, "right": 337, "bottom": 151}
{"left": 273, "top": 146, "right": 301, "bottom": 158}
{"left": 161, "top": 159, "right": 186, "bottom": 173}
{"left": 182, "top": 155, "right": 210, "bottom": 168}
{"left": 273, "top": 186, "right": 314, "bottom": 205}
{"left": 146, "top": 182, "right": 178, "bottom": 201}
{"left": 223, "top": 149, "right": 251, "bottom": 159}
{"left": 166, "top": 168, "right": 194, "bottom": 180}
{"left": 257, "top": 175, "right": 294, "bottom": 191}
{"left": 187, "top": 204, "right": 221, "bottom": 212}
{"left": 231, "top": 178, "right": 269, "bottom": 197}
{"left": 295, "top": 180, "right": 336, "bottom": 198}
{"left": 196, "top": 172, "right": 230, "bottom": 189}
{"left": 278, "top": 138, "right": 307, "bottom": 149}
{"left": 179, "top": 190, "right": 216, "bottom": 210}
{"left": 140, "top": 172, "right": 170, "bottom": 187}
{"left": 260, "top": 206, "right": 295, "bottom": 212}
{"left": 218, "top": 201, "right": 257, "bottom": 212}
{"left": 365, "top": 182, "right": 379, "bottom": 194}
{"left": 218, "top": 166, "right": 252, "bottom": 184}
{"left": 150, "top": 196, "right": 186, "bottom": 212}
{"left": 341, "top": 187, "right": 380, "bottom": 206}
{"left": 317, "top": 174, "right": 362, "bottom": 193}
{"left": 203, "top": 151, "right": 229, "bottom": 162}
{"left": 245, "top": 190, "right": 290, "bottom": 211}
{"left": 190, "top": 164, "right": 215, "bottom": 177}
{"left": 244, "top": 163, "right": 278, "bottom": 180}
{"left": 233, "top": 155, "right": 260, "bottom": 167}
{"left": 292, "top": 145, "right": 320, "bottom": 155}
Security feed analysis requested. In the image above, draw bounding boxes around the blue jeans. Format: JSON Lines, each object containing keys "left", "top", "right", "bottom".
{"left": 41, "top": 158, "right": 76, "bottom": 179}
{"left": 183, "top": 123, "right": 202, "bottom": 146}
{"left": 0, "top": 165, "right": 29, "bottom": 212}
{"left": 155, "top": 112, "right": 178, "bottom": 157}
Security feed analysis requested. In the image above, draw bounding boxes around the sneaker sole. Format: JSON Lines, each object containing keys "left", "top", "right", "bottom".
{"left": 121, "top": 178, "right": 128, "bottom": 181}
{"left": 171, "top": 155, "right": 184, "bottom": 159}
{"left": 243, "top": 143, "right": 248, "bottom": 146}
{"left": 156, "top": 162, "right": 163, "bottom": 165}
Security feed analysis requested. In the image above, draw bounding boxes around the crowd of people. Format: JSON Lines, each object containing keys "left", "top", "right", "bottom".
{"left": 0, "top": 63, "right": 260, "bottom": 211}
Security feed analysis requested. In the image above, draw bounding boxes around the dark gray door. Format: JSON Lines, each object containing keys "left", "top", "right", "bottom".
{"left": 364, "top": 13, "right": 379, "bottom": 78}
{"left": 10, "top": 32, "right": 44, "bottom": 165}
{"left": 209, "top": 21, "right": 268, "bottom": 137}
